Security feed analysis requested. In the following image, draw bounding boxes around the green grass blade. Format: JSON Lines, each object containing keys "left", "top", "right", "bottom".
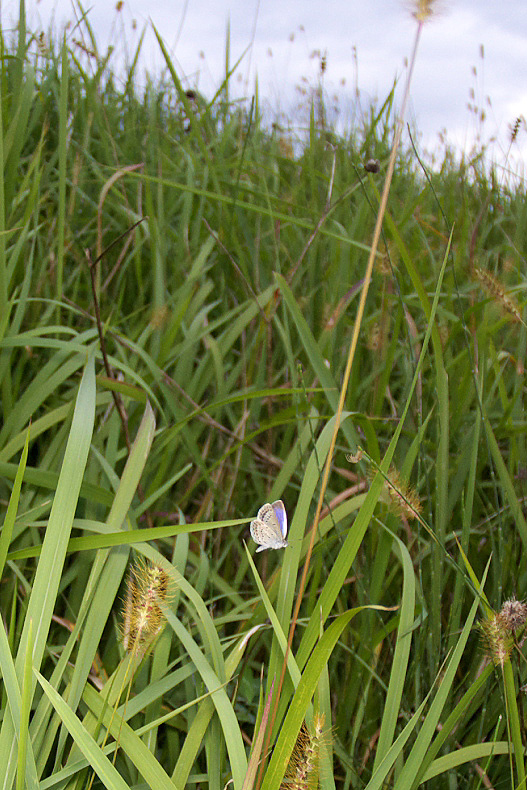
{"left": 0, "top": 352, "right": 96, "bottom": 787}
{"left": 163, "top": 609, "right": 247, "bottom": 789}
{"left": 35, "top": 672, "right": 131, "bottom": 790}
{"left": 261, "top": 610, "right": 356, "bottom": 790}
{"left": 372, "top": 536, "right": 416, "bottom": 770}
{"left": 0, "top": 424, "right": 29, "bottom": 578}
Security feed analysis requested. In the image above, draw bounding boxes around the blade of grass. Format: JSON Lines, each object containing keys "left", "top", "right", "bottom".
{"left": 0, "top": 352, "right": 96, "bottom": 788}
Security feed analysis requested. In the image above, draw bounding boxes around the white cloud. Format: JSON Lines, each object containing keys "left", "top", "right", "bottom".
{"left": 3, "top": 0, "right": 526, "bottom": 168}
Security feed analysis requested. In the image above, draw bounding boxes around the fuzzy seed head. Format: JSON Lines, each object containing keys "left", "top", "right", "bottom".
{"left": 366, "top": 322, "right": 383, "bottom": 352}
{"left": 500, "top": 598, "right": 527, "bottom": 632}
{"left": 36, "top": 32, "right": 49, "bottom": 57}
{"left": 480, "top": 611, "right": 514, "bottom": 667}
{"left": 473, "top": 267, "right": 522, "bottom": 324}
{"left": 282, "top": 714, "right": 327, "bottom": 790}
{"left": 278, "top": 137, "right": 294, "bottom": 159}
{"left": 377, "top": 243, "right": 397, "bottom": 276}
{"left": 373, "top": 467, "right": 422, "bottom": 520}
{"left": 121, "top": 561, "right": 171, "bottom": 656}
{"left": 150, "top": 304, "right": 170, "bottom": 329}
{"left": 73, "top": 39, "right": 97, "bottom": 59}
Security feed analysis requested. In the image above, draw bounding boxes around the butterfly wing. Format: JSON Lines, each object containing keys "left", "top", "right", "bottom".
{"left": 271, "top": 500, "right": 288, "bottom": 540}
{"left": 251, "top": 500, "right": 288, "bottom": 551}
{"left": 250, "top": 518, "right": 272, "bottom": 552}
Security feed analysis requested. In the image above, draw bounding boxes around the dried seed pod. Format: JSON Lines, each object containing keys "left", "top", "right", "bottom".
{"left": 364, "top": 158, "right": 380, "bottom": 173}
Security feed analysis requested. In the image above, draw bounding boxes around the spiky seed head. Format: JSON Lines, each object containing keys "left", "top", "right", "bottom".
{"left": 480, "top": 611, "right": 514, "bottom": 667}
{"left": 374, "top": 467, "right": 422, "bottom": 521}
{"left": 473, "top": 267, "right": 522, "bottom": 324}
{"left": 283, "top": 714, "right": 327, "bottom": 790}
{"left": 500, "top": 598, "right": 527, "bottom": 632}
{"left": 121, "top": 560, "right": 171, "bottom": 656}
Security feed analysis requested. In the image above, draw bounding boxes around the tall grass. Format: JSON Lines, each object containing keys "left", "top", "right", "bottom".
{"left": 1, "top": 2, "right": 527, "bottom": 789}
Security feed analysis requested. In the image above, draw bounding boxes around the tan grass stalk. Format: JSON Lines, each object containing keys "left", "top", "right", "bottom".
{"left": 258, "top": 6, "right": 439, "bottom": 787}
{"left": 294, "top": 7, "right": 432, "bottom": 631}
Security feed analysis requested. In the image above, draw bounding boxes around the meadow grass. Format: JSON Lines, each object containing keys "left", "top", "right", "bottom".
{"left": 1, "top": 2, "right": 527, "bottom": 789}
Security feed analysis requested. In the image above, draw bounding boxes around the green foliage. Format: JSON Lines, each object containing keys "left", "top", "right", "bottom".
{"left": 1, "top": 5, "right": 527, "bottom": 790}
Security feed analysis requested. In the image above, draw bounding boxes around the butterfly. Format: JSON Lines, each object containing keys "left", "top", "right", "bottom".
{"left": 250, "top": 500, "right": 288, "bottom": 552}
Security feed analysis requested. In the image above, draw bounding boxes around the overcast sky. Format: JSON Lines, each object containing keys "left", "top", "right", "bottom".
{"left": 5, "top": 1, "right": 527, "bottom": 176}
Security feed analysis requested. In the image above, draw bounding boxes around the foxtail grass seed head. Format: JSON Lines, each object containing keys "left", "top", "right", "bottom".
{"left": 480, "top": 609, "right": 516, "bottom": 667}
{"left": 366, "top": 321, "right": 384, "bottom": 352}
{"left": 377, "top": 243, "right": 397, "bottom": 276}
{"left": 121, "top": 561, "right": 171, "bottom": 656}
{"left": 278, "top": 137, "right": 294, "bottom": 159}
{"left": 73, "top": 39, "right": 97, "bottom": 59}
{"left": 473, "top": 267, "right": 522, "bottom": 323}
{"left": 282, "top": 714, "right": 326, "bottom": 790}
{"left": 371, "top": 466, "right": 421, "bottom": 520}
{"left": 36, "top": 32, "right": 50, "bottom": 57}
{"left": 150, "top": 304, "right": 170, "bottom": 329}
{"left": 385, "top": 469, "right": 421, "bottom": 520}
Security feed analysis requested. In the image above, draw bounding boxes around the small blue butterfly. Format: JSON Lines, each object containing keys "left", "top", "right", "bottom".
{"left": 250, "top": 500, "right": 288, "bottom": 552}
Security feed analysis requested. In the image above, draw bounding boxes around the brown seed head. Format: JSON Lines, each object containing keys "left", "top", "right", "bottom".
{"left": 500, "top": 598, "right": 527, "bottom": 632}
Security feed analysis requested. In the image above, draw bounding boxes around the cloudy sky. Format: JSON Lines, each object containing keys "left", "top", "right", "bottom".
{"left": 5, "top": 0, "right": 527, "bottom": 174}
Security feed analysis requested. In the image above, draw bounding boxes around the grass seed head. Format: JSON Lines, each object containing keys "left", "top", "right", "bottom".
{"left": 150, "top": 304, "right": 170, "bottom": 329}
{"left": 473, "top": 267, "right": 522, "bottom": 323}
{"left": 411, "top": 0, "right": 440, "bottom": 22}
{"left": 480, "top": 610, "right": 514, "bottom": 667}
{"left": 121, "top": 560, "right": 171, "bottom": 656}
{"left": 500, "top": 598, "right": 527, "bottom": 633}
{"left": 282, "top": 714, "right": 327, "bottom": 790}
{"left": 366, "top": 321, "right": 384, "bottom": 352}
{"left": 375, "top": 466, "right": 422, "bottom": 520}
{"left": 509, "top": 116, "right": 523, "bottom": 144}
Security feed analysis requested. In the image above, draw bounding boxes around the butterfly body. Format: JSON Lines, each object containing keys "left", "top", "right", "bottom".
{"left": 250, "top": 500, "right": 288, "bottom": 552}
